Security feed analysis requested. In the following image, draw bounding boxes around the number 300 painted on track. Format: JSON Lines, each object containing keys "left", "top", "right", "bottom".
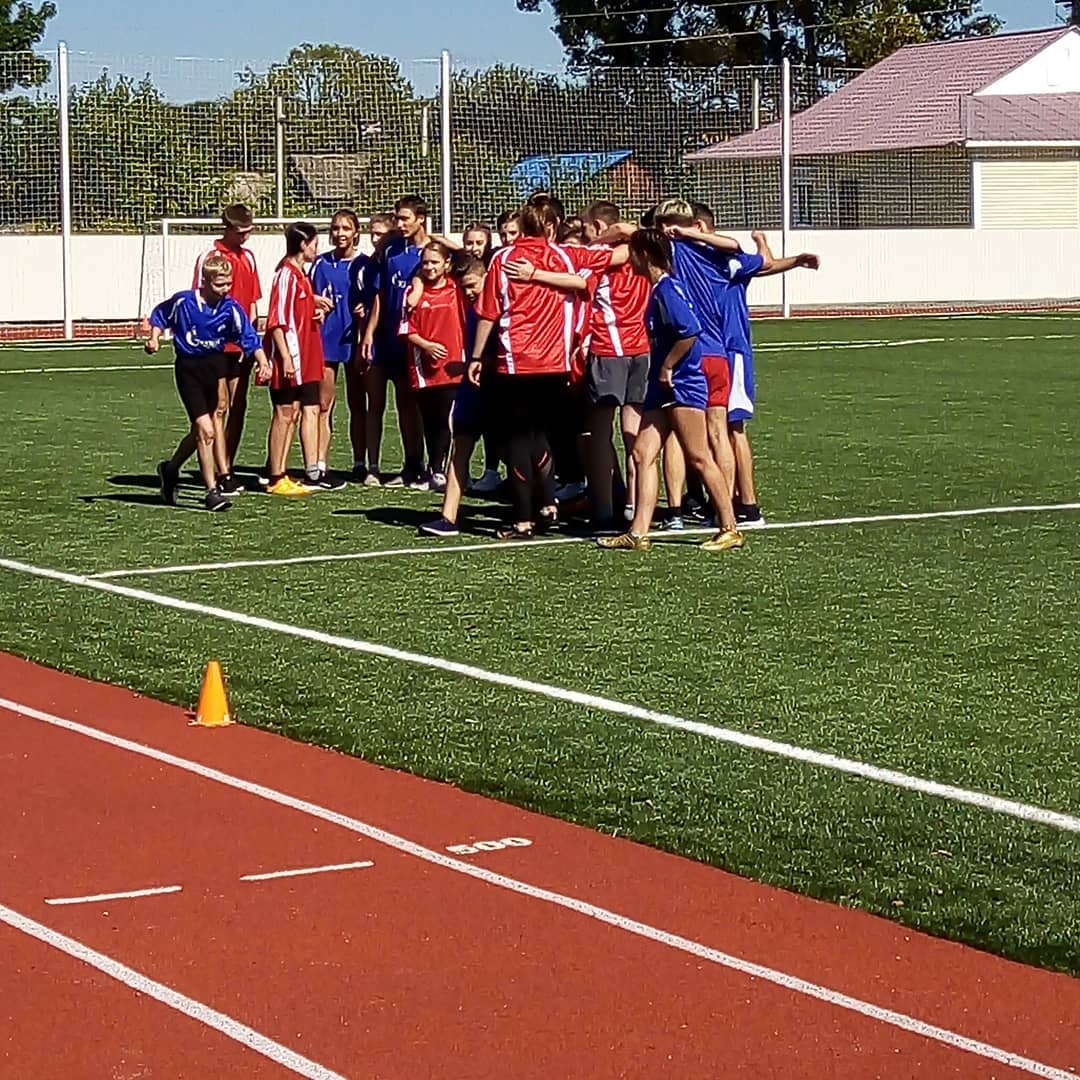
{"left": 446, "top": 837, "right": 533, "bottom": 856}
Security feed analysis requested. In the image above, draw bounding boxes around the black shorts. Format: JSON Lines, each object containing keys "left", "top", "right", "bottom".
{"left": 586, "top": 353, "right": 650, "bottom": 407}
{"left": 225, "top": 351, "right": 254, "bottom": 381}
{"left": 174, "top": 352, "right": 226, "bottom": 423}
{"left": 270, "top": 381, "right": 321, "bottom": 407}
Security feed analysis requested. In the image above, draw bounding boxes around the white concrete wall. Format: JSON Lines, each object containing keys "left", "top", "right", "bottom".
{"left": 1, "top": 227, "right": 1078, "bottom": 325}
{"left": 978, "top": 30, "right": 1080, "bottom": 96}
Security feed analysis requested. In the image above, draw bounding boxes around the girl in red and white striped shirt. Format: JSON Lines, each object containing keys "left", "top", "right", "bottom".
{"left": 264, "top": 222, "right": 329, "bottom": 496}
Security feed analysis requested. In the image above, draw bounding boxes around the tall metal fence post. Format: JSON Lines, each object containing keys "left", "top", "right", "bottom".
{"left": 274, "top": 95, "right": 285, "bottom": 219}
{"left": 440, "top": 49, "right": 452, "bottom": 235}
{"left": 780, "top": 57, "right": 792, "bottom": 319}
{"left": 57, "top": 41, "right": 74, "bottom": 339}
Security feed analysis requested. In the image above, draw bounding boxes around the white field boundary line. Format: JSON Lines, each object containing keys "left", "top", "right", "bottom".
{"left": 755, "top": 332, "right": 1079, "bottom": 353}
{"left": 0, "top": 700, "right": 1072, "bottom": 1080}
{"left": 0, "top": 363, "right": 171, "bottom": 375}
{"left": 45, "top": 885, "right": 182, "bottom": 906}
{"left": 0, "top": 901, "right": 345, "bottom": 1080}
{"left": 3, "top": 558, "right": 1080, "bottom": 838}
{"left": 240, "top": 860, "right": 374, "bottom": 883}
{"left": 87, "top": 501, "right": 1080, "bottom": 580}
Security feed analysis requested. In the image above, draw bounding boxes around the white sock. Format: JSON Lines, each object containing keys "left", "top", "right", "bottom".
{"left": 306, "top": 464, "right": 320, "bottom": 481}
{"left": 317, "top": 460, "right": 326, "bottom": 473}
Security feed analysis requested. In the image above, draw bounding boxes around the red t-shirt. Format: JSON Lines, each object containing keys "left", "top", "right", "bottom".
{"left": 265, "top": 260, "right": 324, "bottom": 388}
{"left": 193, "top": 240, "right": 262, "bottom": 356}
{"left": 477, "top": 238, "right": 607, "bottom": 377}
{"left": 401, "top": 279, "right": 466, "bottom": 391}
{"left": 589, "top": 259, "right": 650, "bottom": 357}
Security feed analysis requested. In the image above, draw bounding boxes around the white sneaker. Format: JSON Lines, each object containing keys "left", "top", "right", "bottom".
{"left": 469, "top": 468, "right": 501, "bottom": 494}
{"left": 430, "top": 472, "right": 447, "bottom": 493}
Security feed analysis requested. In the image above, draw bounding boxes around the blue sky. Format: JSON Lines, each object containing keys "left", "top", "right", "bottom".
{"left": 41, "top": 0, "right": 1061, "bottom": 73}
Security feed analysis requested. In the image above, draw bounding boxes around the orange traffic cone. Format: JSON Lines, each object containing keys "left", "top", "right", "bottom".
{"left": 192, "top": 660, "right": 233, "bottom": 727}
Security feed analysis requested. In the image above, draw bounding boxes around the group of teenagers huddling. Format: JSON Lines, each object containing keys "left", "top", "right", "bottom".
{"left": 148, "top": 194, "right": 818, "bottom": 550}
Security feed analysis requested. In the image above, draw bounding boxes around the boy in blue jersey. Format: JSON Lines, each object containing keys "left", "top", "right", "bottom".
{"left": 358, "top": 196, "right": 427, "bottom": 487}
{"left": 653, "top": 198, "right": 750, "bottom": 529}
{"left": 673, "top": 205, "right": 819, "bottom": 526}
{"left": 147, "top": 255, "right": 270, "bottom": 511}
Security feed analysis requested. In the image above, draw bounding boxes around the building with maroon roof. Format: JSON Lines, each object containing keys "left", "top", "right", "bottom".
{"left": 686, "top": 27, "right": 1080, "bottom": 230}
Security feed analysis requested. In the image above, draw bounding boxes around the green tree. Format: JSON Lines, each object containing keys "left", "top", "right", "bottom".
{"left": 516, "top": 0, "right": 1001, "bottom": 70}
{"left": 0, "top": 0, "right": 56, "bottom": 91}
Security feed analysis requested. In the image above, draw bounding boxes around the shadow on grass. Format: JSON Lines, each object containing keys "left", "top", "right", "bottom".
{"left": 335, "top": 504, "right": 504, "bottom": 537}
{"left": 107, "top": 473, "right": 161, "bottom": 490}
{"left": 79, "top": 492, "right": 202, "bottom": 511}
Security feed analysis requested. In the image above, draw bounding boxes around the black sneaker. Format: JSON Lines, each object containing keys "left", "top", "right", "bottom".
{"left": 315, "top": 471, "right": 347, "bottom": 491}
{"left": 157, "top": 460, "right": 179, "bottom": 507}
{"left": 351, "top": 464, "right": 368, "bottom": 484}
{"left": 217, "top": 473, "right": 245, "bottom": 496}
{"left": 204, "top": 488, "right": 231, "bottom": 512}
{"left": 418, "top": 516, "right": 460, "bottom": 538}
{"left": 683, "top": 496, "right": 707, "bottom": 522}
{"left": 735, "top": 502, "right": 765, "bottom": 527}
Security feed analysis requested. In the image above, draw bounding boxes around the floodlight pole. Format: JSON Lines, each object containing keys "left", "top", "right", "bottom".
{"left": 780, "top": 57, "right": 792, "bottom": 320}
{"left": 440, "top": 50, "right": 452, "bottom": 235}
{"left": 57, "top": 42, "right": 74, "bottom": 340}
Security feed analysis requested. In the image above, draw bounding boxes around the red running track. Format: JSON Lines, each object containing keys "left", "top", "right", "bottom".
{"left": 1, "top": 653, "right": 1079, "bottom": 1079}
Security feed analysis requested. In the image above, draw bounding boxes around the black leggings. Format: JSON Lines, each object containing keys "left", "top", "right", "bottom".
{"left": 491, "top": 373, "right": 566, "bottom": 523}
{"left": 416, "top": 384, "right": 456, "bottom": 476}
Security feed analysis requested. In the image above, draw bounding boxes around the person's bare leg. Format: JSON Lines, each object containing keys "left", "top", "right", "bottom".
{"left": 730, "top": 421, "right": 758, "bottom": 506}
{"left": 212, "top": 379, "right": 230, "bottom": 480}
{"left": 365, "top": 365, "right": 387, "bottom": 474}
{"left": 299, "top": 404, "right": 320, "bottom": 475}
{"left": 193, "top": 416, "right": 217, "bottom": 492}
{"left": 318, "top": 365, "right": 337, "bottom": 467}
{"left": 268, "top": 404, "right": 296, "bottom": 477}
{"left": 706, "top": 406, "right": 736, "bottom": 500}
{"left": 662, "top": 427, "right": 685, "bottom": 514}
{"left": 620, "top": 403, "right": 642, "bottom": 517}
{"left": 628, "top": 416, "right": 665, "bottom": 537}
{"left": 587, "top": 403, "right": 617, "bottom": 521}
{"left": 224, "top": 363, "right": 251, "bottom": 466}
{"left": 671, "top": 407, "right": 736, "bottom": 531}
{"left": 442, "top": 434, "right": 476, "bottom": 524}
{"left": 344, "top": 362, "right": 367, "bottom": 470}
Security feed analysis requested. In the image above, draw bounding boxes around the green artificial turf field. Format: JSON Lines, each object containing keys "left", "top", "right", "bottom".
{"left": 1, "top": 314, "right": 1078, "bottom": 973}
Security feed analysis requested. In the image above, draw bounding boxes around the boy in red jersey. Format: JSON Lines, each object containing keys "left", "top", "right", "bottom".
{"left": 181, "top": 204, "right": 262, "bottom": 494}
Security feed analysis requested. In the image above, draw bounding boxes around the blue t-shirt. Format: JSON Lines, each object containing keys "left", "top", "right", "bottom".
{"left": 310, "top": 251, "right": 357, "bottom": 363}
{"left": 150, "top": 290, "right": 261, "bottom": 359}
{"left": 644, "top": 275, "right": 707, "bottom": 410}
{"left": 670, "top": 238, "right": 730, "bottom": 357}
{"left": 715, "top": 251, "right": 764, "bottom": 361}
{"left": 371, "top": 236, "right": 424, "bottom": 345}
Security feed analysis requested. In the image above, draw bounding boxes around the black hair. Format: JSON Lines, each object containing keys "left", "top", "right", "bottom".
{"left": 395, "top": 194, "right": 429, "bottom": 219}
{"left": 331, "top": 208, "right": 361, "bottom": 232}
{"left": 528, "top": 191, "right": 566, "bottom": 223}
{"left": 691, "top": 201, "right": 716, "bottom": 230}
{"left": 284, "top": 221, "right": 319, "bottom": 256}
{"left": 629, "top": 227, "right": 674, "bottom": 275}
{"left": 639, "top": 206, "right": 657, "bottom": 228}
{"left": 462, "top": 222, "right": 494, "bottom": 265}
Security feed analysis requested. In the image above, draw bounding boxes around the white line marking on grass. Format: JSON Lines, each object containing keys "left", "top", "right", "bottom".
{"left": 45, "top": 885, "right": 182, "bottom": 906}
{"left": 87, "top": 501, "right": 1080, "bottom": 579}
{"left": 240, "top": 860, "right": 374, "bottom": 882}
{"left": 0, "top": 901, "right": 345, "bottom": 1079}
{"left": 0, "top": 701, "right": 1072, "bottom": 1080}
{"left": 756, "top": 332, "right": 1078, "bottom": 353}
{"left": 2, "top": 559, "right": 1080, "bottom": 838}
{"left": 90, "top": 536, "right": 581, "bottom": 579}
{"left": 0, "top": 363, "right": 170, "bottom": 375}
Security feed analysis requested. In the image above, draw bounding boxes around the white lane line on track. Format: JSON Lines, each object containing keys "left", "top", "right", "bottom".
{"left": 86, "top": 501, "right": 1080, "bottom": 579}
{"left": 2, "top": 561, "right": 1079, "bottom": 838}
{"left": 0, "top": 901, "right": 345, "bottom": 1079}
{"left": 45, "top": 885, "right": 182, "bottom": 906}
{"left": 0, "top": 698, "right": 1073, "bottom": 1080}
{"left": 240, "top": 860, "right": 374, "bottom": 883}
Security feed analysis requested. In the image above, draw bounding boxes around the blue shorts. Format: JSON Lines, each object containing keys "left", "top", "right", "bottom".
{"left": 644, "top": 366, "right": 707, "bottom": 412}
{"left": 451, "top": 376, "right": 489, "bottom": 439}
{"left": 726, "top": 350, "right": 755, "bottom": 422}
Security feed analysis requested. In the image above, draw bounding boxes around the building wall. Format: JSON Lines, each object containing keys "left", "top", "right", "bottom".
{"left": 977, "top": 30, "right": 1080, "bottom": 96}
{"left": 0, "top": 227, "right": 1078, "bottom": 326}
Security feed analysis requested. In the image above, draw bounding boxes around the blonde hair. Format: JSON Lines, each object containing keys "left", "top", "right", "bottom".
{"left": 654, "top": 198, "right": 695, "bottom": 226}
{"left": 201, "top": 254, "right": 233, "bottom": 281}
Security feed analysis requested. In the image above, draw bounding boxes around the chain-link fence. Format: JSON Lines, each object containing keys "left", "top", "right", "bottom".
{"left": 0, "top": 47, "right": 857, "bottom": 234}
